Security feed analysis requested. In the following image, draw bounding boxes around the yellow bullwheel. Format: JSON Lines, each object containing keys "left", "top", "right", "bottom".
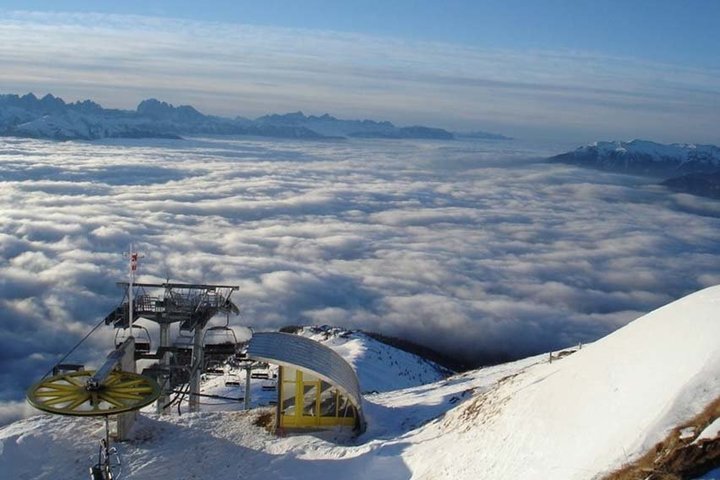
{"left": 27, "top": 370, "right": 160, "bottom": 417}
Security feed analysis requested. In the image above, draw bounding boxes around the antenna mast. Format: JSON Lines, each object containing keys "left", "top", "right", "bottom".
{"left": 127, "top": 244, "right": 140, "bottom": 332}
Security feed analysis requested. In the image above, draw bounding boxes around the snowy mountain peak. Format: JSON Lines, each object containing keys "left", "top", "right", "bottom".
{"left": 0, "top": 92, "right": 461, "bottom": 141}
{"left": 136, "top": 98, "right": 204, "bottom": 121}
{"left": 586, "top": 139, "right": 710, "bottom": 158}
{"left": 39, "top": 93, "right": 66, "bottom": 111}
{"left": 551, "top": 139, "right": 720, "bottom": 176}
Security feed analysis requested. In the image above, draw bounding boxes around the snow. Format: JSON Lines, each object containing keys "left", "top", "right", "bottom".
{"left": 406, "top": 285, "right": 720, "bottom": 479}
{"left": 1, "top": 94, "right": 455, "bottom": 141}
{"left": 187, "top": 365, "right": 278, "bottom": 412}
{"left": 567, "top": 139, "right": 720, "bottom": 173}
{"left": 2, "top": 286, "right": 719, "bottom": 479}
{"left": 695, "top": 417, "right": 720, "bottom": 443}
{"left": 589, "top": 140, "right": 716, "bottom": 162}
{"left": 295, "top": 327, "right": 449, "bottom": 392}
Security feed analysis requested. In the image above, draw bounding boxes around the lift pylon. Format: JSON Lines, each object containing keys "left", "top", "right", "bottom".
{"left": 103, "top": 282, "right": 239, "bottom": 413}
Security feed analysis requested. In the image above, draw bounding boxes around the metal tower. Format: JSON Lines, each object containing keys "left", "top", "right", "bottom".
{"left": 104, "top": 282, "right": 239, "bottom": 413}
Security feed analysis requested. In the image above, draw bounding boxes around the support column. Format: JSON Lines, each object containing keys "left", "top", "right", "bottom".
{"left": 244, "top": 364, "right": 252, "bottom": 410}
{"left": 189, "top": 327, "right": 203, "bottom": 412}
{"left": 156, "top": 323, "right": 171, "bottom": 414}
{"left": 115, "top": 338, "right": 136, "bottom": 441}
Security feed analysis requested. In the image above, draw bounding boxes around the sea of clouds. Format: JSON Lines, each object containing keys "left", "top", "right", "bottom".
{"left": 1, "top": 135, "right": 719, "bottom": 424}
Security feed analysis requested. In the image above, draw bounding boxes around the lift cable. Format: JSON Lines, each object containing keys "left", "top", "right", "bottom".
{"left": 160, "top": 377, "right": 188, "bottom": 412}
{"left": 170, "top": 390, "right": 244, "bottom": 402}
{"left": 159, "top": 372, "right": 180, "bottom": 410}
{"left": 175, "top": 358, "right": 205, "bottom": 415}
{"left": 159, "top": 356, "right": 203, "bottom": 413}
{"left": 42, "top": 317, "right": 107, "bottom": 379}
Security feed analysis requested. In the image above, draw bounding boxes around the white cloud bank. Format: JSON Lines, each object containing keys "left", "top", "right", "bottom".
{"left": 0, "top": 11, "right": 719, "bottom": 142}
{"left": 1, "top": 135, "right": 719, "bottom": 427}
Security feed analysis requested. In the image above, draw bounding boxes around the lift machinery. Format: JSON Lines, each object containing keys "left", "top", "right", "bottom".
{"left": 27, "top": 338, "right": 160, "bottom": 479}
{"left": 103, "top": 281, "right": 239, "bottom": 413}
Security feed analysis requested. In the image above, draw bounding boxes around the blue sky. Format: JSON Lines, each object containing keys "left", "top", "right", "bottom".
{"left": 0, "top": 1, "right": 719, "bottom": 142}
{"left": 4, "top": 0, "right": 719, "bottom": 67}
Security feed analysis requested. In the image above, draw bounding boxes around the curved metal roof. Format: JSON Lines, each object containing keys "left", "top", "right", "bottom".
{"left": 247, "top": 332, "right": 365, "bottom": 431}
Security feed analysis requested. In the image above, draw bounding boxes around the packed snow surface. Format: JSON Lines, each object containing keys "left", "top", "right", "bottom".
{"left": 2, "top": 286, "right": 719, "bottom": 479}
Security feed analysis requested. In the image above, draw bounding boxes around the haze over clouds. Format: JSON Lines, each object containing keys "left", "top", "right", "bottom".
{"left": 1, "top": 136, "right": 719, "bottom": 425}
{"left": 0, "top": 11, "right": 719, "bottom": 143}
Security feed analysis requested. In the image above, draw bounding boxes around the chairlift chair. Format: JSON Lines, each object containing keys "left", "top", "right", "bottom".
{"left": 166, "top": 329, "right": 192, "bottom": 367}
{"left": 52, "top": 363, "right": 85, "bottom": 376}
{"left": 173, "top": 329, "right": 194, "bottom": 351}
{"left": 202, "top": 326, "right": 238, "bottom": 356}
{"left": 203, "top": 359, "right": 225, "bottom": 375}
{"left": 114, "top": 325, "right": 152, "bottom": 354}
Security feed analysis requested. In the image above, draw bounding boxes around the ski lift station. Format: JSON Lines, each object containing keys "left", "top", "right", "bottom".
{"left": 103, "top": 281, "right": 365, "bottom": 433}
{"left": 247, "top": 332, "right": 365, "bottom": 432}
{"left": 26, "top": 250, "right": 366, "bottom": 479}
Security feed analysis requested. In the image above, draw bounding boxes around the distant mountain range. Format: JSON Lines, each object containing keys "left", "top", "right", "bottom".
{"left": 548, "top": 140, "right": 720, "bottom": 175}
{"left": 454, "top": 130, "right": 513, "bottom": 141}
{"left": 0, "top": 93, "right": 505, "bottom": 142}
{"left": 254, "top": 111, "right": 454, "bottom": 140}
{"left": 548, "top": 139, "right": 720, "bottom": 199}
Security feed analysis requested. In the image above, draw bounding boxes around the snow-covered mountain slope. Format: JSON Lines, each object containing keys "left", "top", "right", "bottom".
{"left": 406, "top": 285, "right": 720, "bottom": 479}
{"left": 0, "top": 93, "right": 457, "bottom": 141}
{"left": 1, "top": 96, "right": 323, "bottom": 141}
{"left": 0, "top": 351, "right": 541, "bottom": 480}
{"left": 549, "top": 139, "right": 720, "bottom": 176}
{"left": 11, "top": 110, "right": 183, "bottom": 141}
{"left": 1, "top": 287, "right": 719, "bottom": 479}
{"left": 292, "top": 326, "right": 451, "bottom": 392}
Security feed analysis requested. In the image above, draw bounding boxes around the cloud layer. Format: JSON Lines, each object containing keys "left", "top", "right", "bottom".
{"left": 0, "top": 11, "right": 719, "bottom": 142}
{"left": 1, "top": 135, "right": 719, "bottom": 426}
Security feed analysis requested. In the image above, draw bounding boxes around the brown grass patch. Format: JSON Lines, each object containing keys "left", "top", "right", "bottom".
{"left": 253, "top": 410, "right": 275, "bottom": 432}
{"left": 450, "top": 373, "right": 521, "bottom": 431}
{"left": 606, "top": 395, "right": 720, "bottom": 480}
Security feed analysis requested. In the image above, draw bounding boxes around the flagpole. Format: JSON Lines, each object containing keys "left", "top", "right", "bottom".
{"left": 129, "top": 243, "right": 135, "bottom": 333}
